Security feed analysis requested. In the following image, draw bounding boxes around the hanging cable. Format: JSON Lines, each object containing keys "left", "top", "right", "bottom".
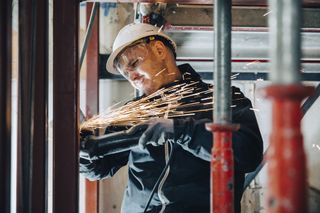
{"left": 143, "top": 141, "right": 176, "bottom": 213}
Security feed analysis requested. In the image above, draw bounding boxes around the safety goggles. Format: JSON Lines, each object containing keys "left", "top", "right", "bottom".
{"left": 115, "top": 40, "right": 150, "bottom": 77}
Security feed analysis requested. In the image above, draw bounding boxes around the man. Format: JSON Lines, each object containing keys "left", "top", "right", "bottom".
{"left": 80, "top": 23, "right": 263, "bottom": 213}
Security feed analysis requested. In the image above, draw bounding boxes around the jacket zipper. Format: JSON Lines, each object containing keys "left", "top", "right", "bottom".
{"left": 157, "top": 105, "right": 173, "bottom": 213}
{"left": 158, "top": 142, "right": 171, "bottom": 213}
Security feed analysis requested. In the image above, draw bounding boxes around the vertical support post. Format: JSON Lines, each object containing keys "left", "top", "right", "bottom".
{"left": 17, "top": 0, "right": 48, "bottom": 212}
{"left": 53, "top": 0, "right": 79, "bottom": 212}
{"left": 85, "top": 2, "right": 100, "bottom": 213}
{"left": 0, "top": 0, "right": 12, "bottom": 212}
{"left": 206, "top": 0, "right": 239, "bottom": 212}
{"left": 213, "top": 0, "right": 232, "bottom": 124}
{"left": 31, "top": 1, "right": 49, "bottom": 212}
{"left": 266, "top": 0, "right": 314, "bottom": 212}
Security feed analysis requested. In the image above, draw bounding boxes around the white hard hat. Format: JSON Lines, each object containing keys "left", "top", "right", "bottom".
{"left": 106, "top": 23, "right": 177, "bottom": 74}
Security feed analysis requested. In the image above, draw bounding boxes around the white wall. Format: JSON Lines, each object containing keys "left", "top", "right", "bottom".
{"left": 302, "top": 84, "right": 320, "bottom": 190}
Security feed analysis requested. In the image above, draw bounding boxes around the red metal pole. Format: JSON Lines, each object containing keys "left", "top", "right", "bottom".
{"left": 85, "top": 3, "right": 100, "bottom": 213}
{"left": 265, "top": 84, "right": 314, "bottom": 213}
{"left": 209, "top": 0, "right": 234, "bottom": 211}
{"left": 206, "top": 124, "right": 240, "bottom": 213}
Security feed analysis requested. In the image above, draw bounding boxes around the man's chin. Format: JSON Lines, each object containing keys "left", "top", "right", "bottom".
{"left": 145, "top": 87, "right": 161, "bottom": 95}
{"left": 134, "top": 82, "right": 159, "bottom": 95}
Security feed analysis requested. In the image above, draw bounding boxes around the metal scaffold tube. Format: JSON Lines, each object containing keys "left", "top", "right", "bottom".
{"left": 80, "top": 2, "right": 99, "bottom": 70}
{"left": 265, "top": 0, "right": 314, "bottom": 212}
{"left": 206, "top": 0, "right": 239, "bottom": 212}
{"left": 213, "top": 0, "right": 232, "bottom": 124}
{"left": 268, "top": 0, "right": 301, "bottom": 84}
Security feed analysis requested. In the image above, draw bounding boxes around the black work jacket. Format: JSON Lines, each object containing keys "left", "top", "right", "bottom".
{"left": 80, "top": 64, "right": 263, "bottom": 213}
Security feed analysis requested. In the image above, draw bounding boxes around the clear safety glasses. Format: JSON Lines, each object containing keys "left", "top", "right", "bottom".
{"left": 115, "top": 41, "right": 149, "bottom": 77}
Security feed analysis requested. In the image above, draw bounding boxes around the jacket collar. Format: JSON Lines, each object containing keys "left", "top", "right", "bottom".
{"left": 158, "top": 64, "right": 203, "bottom": 90}
{"left": 178, "top": 63, "right": 202, "bottom": 81}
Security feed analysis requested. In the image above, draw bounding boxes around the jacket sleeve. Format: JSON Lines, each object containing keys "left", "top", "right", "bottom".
{"left": 79, "top": 126, "right": 131, "bottom": 181}
{"left": 231, "top": 88, "right": 264, "bottom": 172}
{"left": 79, "top": 95, "right": 145, "bottom": 181}
{"left": 79, "top": 151, "right": 130, "bottom": 181}
{"left": 173, "top": 88, "right": 263, "bottom": 173}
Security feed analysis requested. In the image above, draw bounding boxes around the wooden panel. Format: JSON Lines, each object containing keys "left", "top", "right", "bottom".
{"left": 100, "top": 167, "right": 128, "bottom": 213}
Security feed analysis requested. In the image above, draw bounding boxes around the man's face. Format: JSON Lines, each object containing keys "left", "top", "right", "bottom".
{"left": 115, "top": 41, "right": 169, "bottom": 95}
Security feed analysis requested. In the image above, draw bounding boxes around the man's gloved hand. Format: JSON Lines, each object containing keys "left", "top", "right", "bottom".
{"left": 79, "top": 129, "right": 97, "bottom": 160}
{"left": 139, "top": 118, "right": 174, "bottom": 150}
{"left": 80, "top": 128, "right": 94, "bottom": 139}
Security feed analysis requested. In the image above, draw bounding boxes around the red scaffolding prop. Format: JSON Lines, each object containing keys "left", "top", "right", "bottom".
{"left": 265, "top": 84, "right": 314, "bottom": 213}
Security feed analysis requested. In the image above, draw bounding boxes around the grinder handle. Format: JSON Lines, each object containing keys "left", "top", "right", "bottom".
{"left": 80, "top": 124, "right": 148, "bottom": 160}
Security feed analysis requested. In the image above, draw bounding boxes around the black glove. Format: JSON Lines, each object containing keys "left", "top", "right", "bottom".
{"left": 79, "top": 129, "right": 98, "bottom": 160}
{"left": 139, "top": 118, "right": 174, "bottom": 150}
{"left": 80, "top": 128, "right": 94, "bottom": 139}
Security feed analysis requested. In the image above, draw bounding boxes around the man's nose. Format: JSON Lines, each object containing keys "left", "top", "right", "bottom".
{"left": 128, "top": 69, "right": 140, "bottom": 81}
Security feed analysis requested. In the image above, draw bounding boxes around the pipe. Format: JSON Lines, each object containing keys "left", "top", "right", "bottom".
{"left": 206, "top": 0, "right": 239, "bottom": 212}
{"left": 79, "top": 2, "right": 99, "bottom": 125}
{"left": 213, "top": 0, "right": 232, "bottom": 124}
{"left": 265, "top": 0, "right": 314, "bottom": 212}
{"left": 268, "top": 0, "right": 301, "bottom": 84}
{"left": 301, "top": 83, "right": 320, "bottom": 116}
{"left": 79, "top": 2, "right": 99, "bottom": 70}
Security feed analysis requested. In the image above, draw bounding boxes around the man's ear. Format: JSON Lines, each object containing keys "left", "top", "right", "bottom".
{"left": 152, "top": 40, "right": 167, "bottom": 60}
